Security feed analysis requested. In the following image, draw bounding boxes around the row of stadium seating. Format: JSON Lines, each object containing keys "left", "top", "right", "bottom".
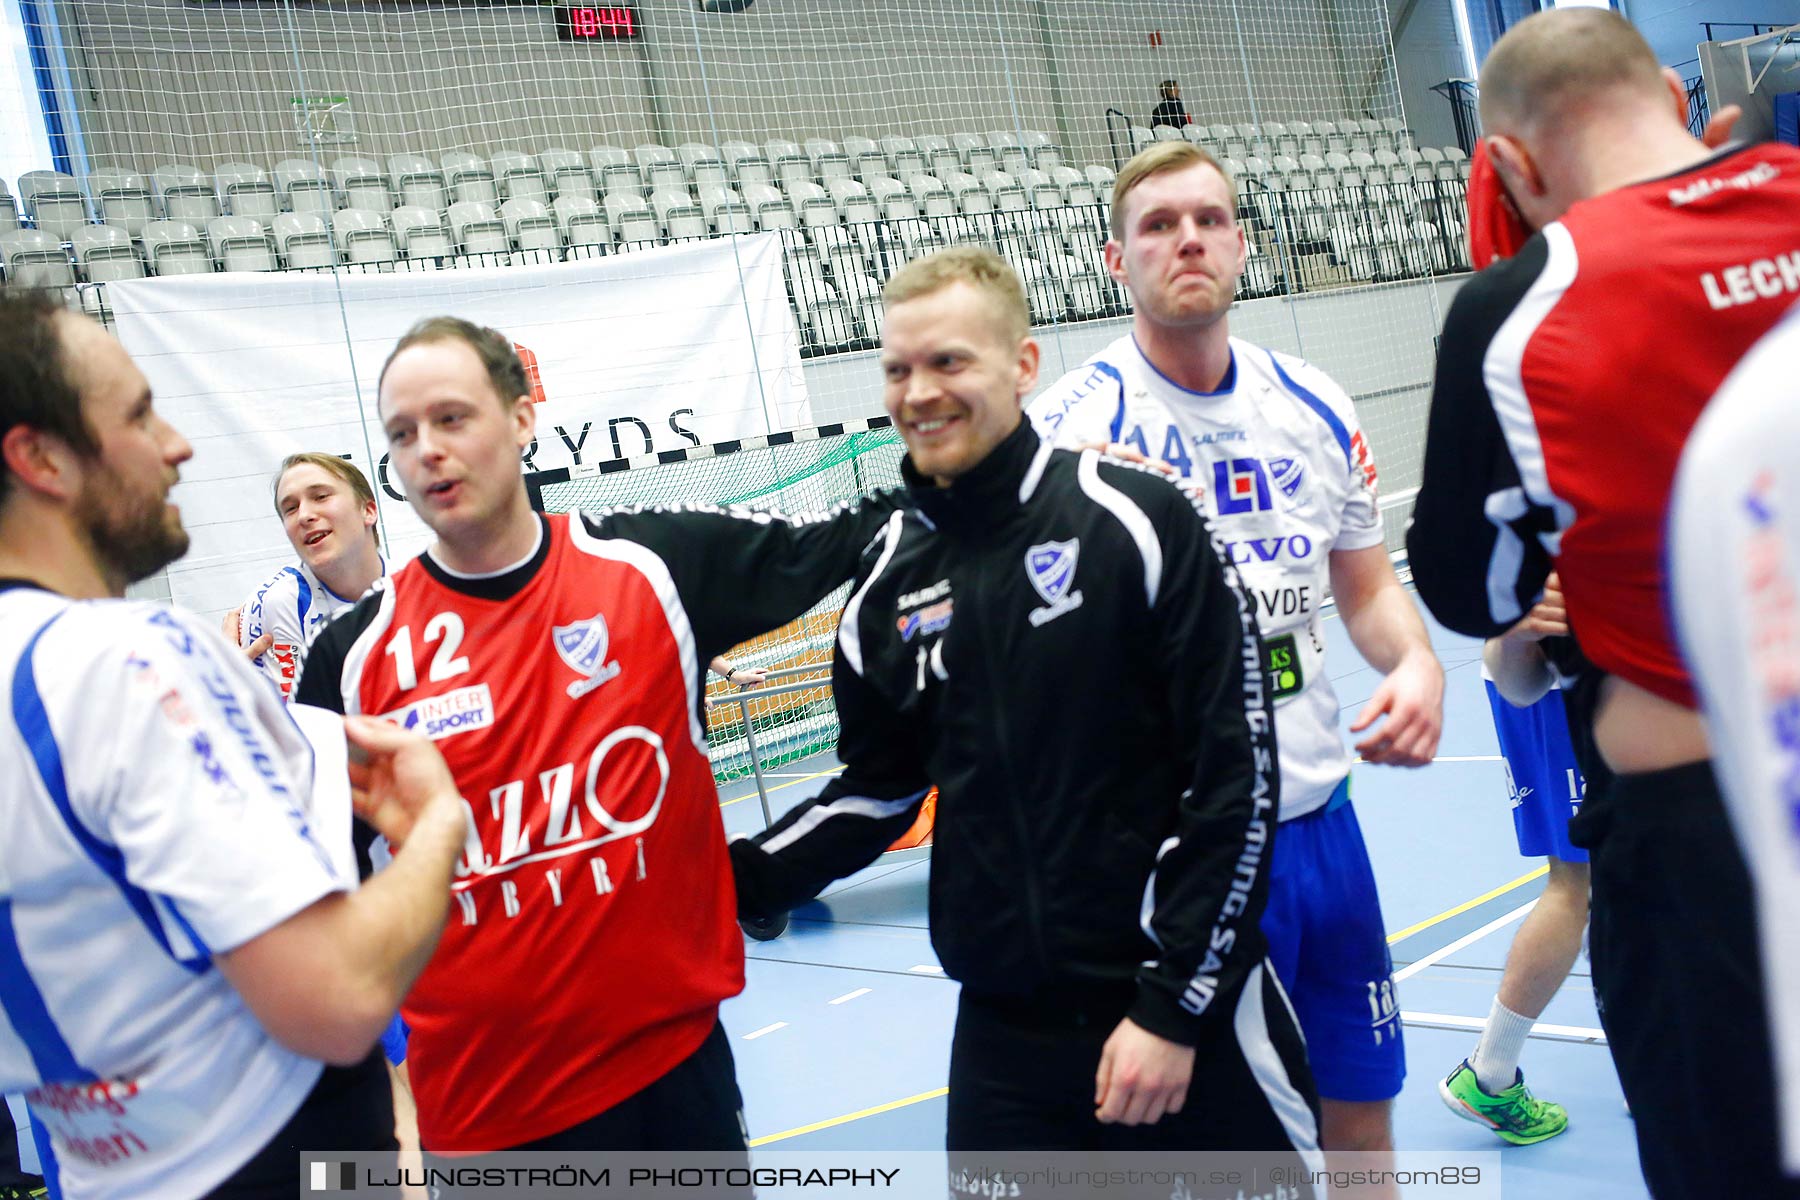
{"left": 1128, "top": 116, "right": 1432, "bottom": 164}
{"left": 12, "top": 179, "right": 1470, "bottom": 360}
{"left": 0, "top": 167, "right": 1469, "bottom": 288}
{"left": 2, "top": 126, "right": 1466, "bottom": 241}
{"left": 2, "top": 152, "right": 1466, "bottom": 275}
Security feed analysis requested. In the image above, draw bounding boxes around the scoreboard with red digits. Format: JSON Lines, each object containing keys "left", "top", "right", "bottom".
{"left": 553, "top": 5, "right": 641, "bottom": 40}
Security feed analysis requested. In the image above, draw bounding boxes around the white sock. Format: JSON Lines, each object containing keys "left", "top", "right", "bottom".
{"left": 1471, "top": 998, "right": 1536, "bottom": 1094}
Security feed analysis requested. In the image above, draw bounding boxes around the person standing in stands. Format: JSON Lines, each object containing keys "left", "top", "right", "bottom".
{"left": 1151, "top": 80, "right": 1191, "bottom": 129}
{"left": 1406, "top": 9, "right": 1800, "bottom": 1195}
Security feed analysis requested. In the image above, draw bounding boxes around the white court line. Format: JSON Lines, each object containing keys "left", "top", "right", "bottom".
{"left": 1403, "top": 1011, "right": 1606, "bottom": 1044}
{"left": 829, "top": 988, "right": 872, "bottom": 1005}
{"left": 743, "top": 1022, "right": 788, "bottom": 1040}
{"left": 908, "top": 965, "right": 944, "bottom": 975}
{"left": 1394, "top": 901, "right": 1536, "bottom": 982}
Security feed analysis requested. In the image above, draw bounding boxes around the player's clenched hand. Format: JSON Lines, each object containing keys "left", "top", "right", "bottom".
{"left": 344, "top": 715, "right": 465, "bottom": 849}
{"left": 1350, "top": 646, "right": 1444, "bottom": 767}
{"left": 1500, "top": 571, "right": 1568, "bottom": 645}
{"left": 220, "top": 605, "right": 273, "bottom": 661}
{"left": 1094, "top": 1018, "right": 1195, "bottom": 1126}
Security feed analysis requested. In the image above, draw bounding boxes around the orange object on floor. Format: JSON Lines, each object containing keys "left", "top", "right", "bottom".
{"left": 887, "top": 788, "right": 936, "bottom": 850}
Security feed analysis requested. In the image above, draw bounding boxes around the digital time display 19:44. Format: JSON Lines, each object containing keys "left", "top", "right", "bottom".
{"left": 554, "top": 5, "right": 641, "bottom": 40}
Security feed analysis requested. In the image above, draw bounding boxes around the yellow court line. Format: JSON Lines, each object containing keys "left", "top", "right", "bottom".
{"left": 1385, "top": 865, "right": 1548, "bottom": 944}
{"left": 750, "top": 1087, "right": 949, "bottom": 1146}
{"left": 719, "top": 764, "right": 846, "bottom": 808}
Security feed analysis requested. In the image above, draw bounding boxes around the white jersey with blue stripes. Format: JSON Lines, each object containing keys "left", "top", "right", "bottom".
{"left": 1028, "top": 334, "right": 1384, "bottom": 820}
{"left": 1669, "top": 305, "right": 1800, "bottom": 1174}
{"left": 241, "top": 560, "right": 378, "bottom": 701}
{"left": 0, "top": 587, "right": 354, "bottom": 1198}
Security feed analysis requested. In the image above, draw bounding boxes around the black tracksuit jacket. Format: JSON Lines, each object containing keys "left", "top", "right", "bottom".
{"left": 731, "top": 420, "right": 1281, "bottom": 1044}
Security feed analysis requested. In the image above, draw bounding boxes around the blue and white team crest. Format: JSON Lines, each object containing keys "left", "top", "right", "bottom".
{"left": 553, "top": 613, "right": 623, "bottom": 698}
{"left": 1026, "top": 539, "right": 1085, "bottom": 627}
{"left": 1267, "top": 455, "right": 1307, "bottom": 501}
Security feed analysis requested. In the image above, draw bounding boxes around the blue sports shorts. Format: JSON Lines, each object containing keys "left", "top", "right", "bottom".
{"left": 1261, "top": 780, "right": 1405, "bottom": 1102}
{"left": 1485, "top": 680, "right": 1587, "bottom": 863}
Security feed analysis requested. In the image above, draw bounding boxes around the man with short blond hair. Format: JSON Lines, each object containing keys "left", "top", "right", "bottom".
{"left": 1030, "top": 143, "right": 1444, "bottom": 1187}
{"left": 733, "top": 247, "right": 1322, "bottom": 1163}
{"left": 1408, "top": 8, "right": 1800, "bottom": 1194}
{"left": 231, "top": 453, "right": 387, "bottom": 700}
{"left": 1107, "top": 140, "right": 1236, "bottom": 240}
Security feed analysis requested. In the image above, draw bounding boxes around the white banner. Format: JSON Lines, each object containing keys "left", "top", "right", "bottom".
{"left": 106, "top": 235, "right": 809, "bottom": 618}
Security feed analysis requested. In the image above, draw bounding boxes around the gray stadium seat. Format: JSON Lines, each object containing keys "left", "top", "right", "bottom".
{"left": 589, "top": 145, "right": 641, "bottom": 194}
{"left": 0, "top": 228, "right": 74, "bottom": 288}
{"left": 500, "top": 197, "right": 561, "bottom": 252}
{"left": 552, "top": 194, "right": 610, "bottom": 247}
{"left": 273, "top": 211, "right": 336, "bottom": 268}
{"left": 448, "top": 200, "right": 508, "bottom": 254}
{"left": 538, "top": 148, "right": 594, "bottom": 202}
{"left": 332, "top": 208, "right": 398, "bottom": 265}
{"left": 154, "top": 164, "right": 218, "bottom": 226}
{"left": 332, "top": 157, "right": 391, "bottom": 213}
{"left": 492, "top": 150, "right": 549, "bottom": 204}
{"left": 650, "top": 187, "right": 707, "bottom": 240}
{"left": 388, "top": 155, "right": 447, "bottom": 213}
{"left": 697, "top": 184, "right": 753, "bottom": 235}
{"left": 141, "top": 219, "right": 211, "bottom": 275}
{"left": 391, "top": 206, "right": 454, "bottom": 259}
{"left": 71, "top": 225, "right": 142, "bottom": 284}
{"left": 442, "top": 152, "right": 499, "bottom": 205}
{"left": 19, "top": 170, "right": 88, "bottom": 238}
{"left": 205, "top": 215, "right": 276, "bottom": 272}
{"left": 721, "top": 141, "right": 772, "bottom": 187}
{"left": 85, "top": 171, "right": 155, "bottom": 236}
{"left": 214, "top": 163, "right": 279, "bottom": 220}
{"left": 274, "top": 159, "right": 335, "bottom": 213}
{"left": 678, "top": 143, "right": 728, "bottom": 186}
{"left": 634, "top": 144, "right": 684, "bottom": 189}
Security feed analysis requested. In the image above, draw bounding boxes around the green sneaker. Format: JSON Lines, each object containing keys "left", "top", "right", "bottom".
{"left": 1439, "top": 1059, "right": 1569, "bottom": 1145}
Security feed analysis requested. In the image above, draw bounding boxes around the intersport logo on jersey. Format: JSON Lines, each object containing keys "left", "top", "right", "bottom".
{"left": 383, "top": 685, "right": 496, "bottom": 741}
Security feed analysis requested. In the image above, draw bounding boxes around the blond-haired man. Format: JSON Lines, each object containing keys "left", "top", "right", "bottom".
{"left": 1028, "top": 141, "right": 1443, "bottom": 1177}
{"left": 230, "top": 453, "right": 387, "bottom": 700}
{"left": 732, "top": 247, "right": 1323, "bottom": 1162}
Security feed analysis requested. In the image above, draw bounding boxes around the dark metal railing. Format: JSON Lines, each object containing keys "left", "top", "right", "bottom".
{"left": 1685, "top": 74, "right": 1710, "bottom": 138}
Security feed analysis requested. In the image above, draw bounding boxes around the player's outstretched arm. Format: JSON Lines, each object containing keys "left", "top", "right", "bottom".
{"left": 216, "top": 715, "right": 465, "bottom": 1066}
{"left": 584, "top": 495, "right": 903, "bottom": 662}
{"left": 1331, "top": 543, "right": 1444, "bottom": 766}
{"left": 730, "top": 597, "right": 930, "bottom": 917}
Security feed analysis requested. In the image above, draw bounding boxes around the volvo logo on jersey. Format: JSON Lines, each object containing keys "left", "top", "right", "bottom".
{"left": 1214, "top": 458, "right": 1273, "bottom": 514}
{"left": 1026, "top": 539, "right": 1085, "bottom": 627}
{"left": 553, "top": 613, "right": 623, "bottom": 698}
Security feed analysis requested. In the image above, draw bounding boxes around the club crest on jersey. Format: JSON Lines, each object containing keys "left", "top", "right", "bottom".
{"left": 1267, "top": 455, "right": 1306, "bottom": 500}
{"left": 1213, "top": 458, "right": 1273, "bottom": 515}
{"left": 1026, "top": 539, "right": 1084, "bottom": 627}
{"left": 553, "top": 614, "right": 623, "bottom": 698}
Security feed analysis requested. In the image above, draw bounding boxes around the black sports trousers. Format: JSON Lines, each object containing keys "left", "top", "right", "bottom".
{"left": 946, "top": 974, "right": 1320, "bottom": 1198}
{"left": 1574, "top": 760, "right": 1800, "bottom": 1199}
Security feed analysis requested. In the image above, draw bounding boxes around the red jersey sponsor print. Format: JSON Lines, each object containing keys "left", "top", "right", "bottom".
{"left": 351, "top": 516, "right": 739, "bottom": 1151}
